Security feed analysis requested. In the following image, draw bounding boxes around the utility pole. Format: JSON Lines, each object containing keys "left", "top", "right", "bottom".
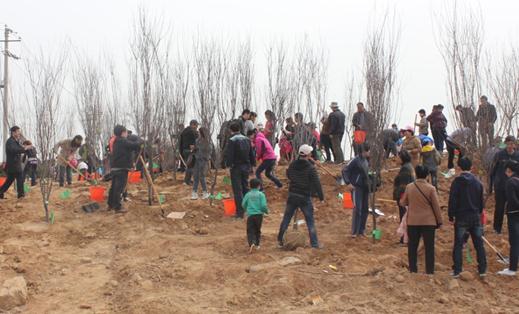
{"left": 1, "top": 25, "right": 21, "bottom": 161}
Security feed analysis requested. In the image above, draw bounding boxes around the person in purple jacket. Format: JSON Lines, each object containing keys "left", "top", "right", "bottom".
{"left": 254, "top": 130, "right": 282, "bottom": 188}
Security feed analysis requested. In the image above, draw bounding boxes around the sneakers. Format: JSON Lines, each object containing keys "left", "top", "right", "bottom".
{"left": 450, "top": 272, "right": 460, "bottom": 278}
{"left": 191, "top": 192, "right": 198, "bottom": 200}
{"left": 445, "top": 168, "right": 456, "bottom": 178}
{"left": 115, "top": 207, "right": 128, "bottom": 214}
{"left": 497, "top": 269, "right": 517, "bottom": 276}
{"left": 201, "top": 192, "right": 210, "bottom": 200}
{"left": 277, "top": 241, "right": 284, "bottom": 249}
{"left": 249, "top": 244, "right": 255, "bottom": 253}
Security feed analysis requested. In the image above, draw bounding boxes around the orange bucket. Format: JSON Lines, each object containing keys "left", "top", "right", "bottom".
{"left": 354, "top": 130, "right": 367, "bottom": 144}
{"left": 89, "top": 186, "right": 106, "bottom": 201}
{"left": 343, "top": 192, "right": 354, "bottom": 209}
{"left": 128, "top": 171, "right": 142, "bottom": 184}
{"left": 0, "top": 177, "right": 6, "bottom": 186}
{"left": 223, "top": 199, "right": 236, "bottom": 217}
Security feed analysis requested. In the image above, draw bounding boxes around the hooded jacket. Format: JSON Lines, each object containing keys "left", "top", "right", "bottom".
{"left": 255, "top": 132, "right": 277, "bottom": 161}
{"left": 505, "top": 176, "right": 519, "bottom": 214}
{"left": 179, "top": 127, "right": 198, "bottom": 152}
{"left": 448, "top": 172, "right": 484, "bottom": 221}
{"left": 490, "top": 149, "right": 519, "bottom": 192}
{"left": 5, "top": 137, "right": 26, "bottom": 174}
{"left": 286, "top": 158, "right": 324, "bottom": 200}
{"left": 224, "top": 133, "right": 255, "bottom": 169}
{"left": 342, "top": 156, "right": 370, "bottom": 190}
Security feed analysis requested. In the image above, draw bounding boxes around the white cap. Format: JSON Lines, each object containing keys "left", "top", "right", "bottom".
{"left": 298, "top": 144, "right": 314, "bottom": 156}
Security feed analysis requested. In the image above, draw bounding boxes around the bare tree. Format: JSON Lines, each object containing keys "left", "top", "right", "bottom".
{"left": 24, "top": 49, "right": 67, "bottom": 222}
{"left": 435, "top": 0, "right": 483, "bottom": 145}
{"left": 363, "top": 14, "right": 400, "bottom": 239}
{"left": 72, "top": 53, "right": 104, "bottom": 170}
{"left": 486, "top": 48, "right": 519, "bottom": 137}
{"left": 343, "top": 74, "right": 363, "bottom": 160}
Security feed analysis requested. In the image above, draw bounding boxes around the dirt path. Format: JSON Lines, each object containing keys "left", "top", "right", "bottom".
{"left": 0, "top": 162, "right": 518, "bottom": 313}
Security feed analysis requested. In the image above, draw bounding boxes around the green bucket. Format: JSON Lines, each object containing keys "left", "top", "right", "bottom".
{"left": 152, "top": 163, "right": 160, "bottom": 169}
{"left": 23, "top": 183, "right": 30, "bottom": 193}
{"left": 159, "top": 194, "right": 165, "bottom": 204}
{"left": 49, "top": 210, "right": 55, "bottom": 224}
{"left": 223, "top": 176, "right": 231, "bottom": 185}
{"left": 59, "top": 189, "right": 71, "bottom": 200}
{"left": 215, "top": 192, "right": 223, "bottom": 200}
{"left": 372, "top": 229, "right": 382, "bottom": 240}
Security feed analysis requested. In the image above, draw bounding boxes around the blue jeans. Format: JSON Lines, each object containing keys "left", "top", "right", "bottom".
{"left": 452, "top": 216, "right": 487, "bottom": 274}
{"left": 255, "top": 159, "right": 282, "bottom": 188}
{"left": 277, "top": 193, "right": 319, "bottom": 247}
{"left": 351, "top": 187, "right": 369, "bottom": 236}
{"left": 193, "top": 159, "right": 208, "bottom": 193}
{"left": 230, "top": 165, "right": 250, "bottom": 218}
{"left": 508, "top": 213, "right": 519, "bottom": 272}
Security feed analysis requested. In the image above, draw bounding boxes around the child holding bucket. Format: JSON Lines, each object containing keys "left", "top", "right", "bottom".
{"left": 242, "top": 178, "right": 269, "bottom": 253}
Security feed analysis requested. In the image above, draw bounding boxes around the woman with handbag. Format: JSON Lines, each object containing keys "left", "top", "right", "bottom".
{"left": 400, "top": 165, "right": 443, "bottom": 274}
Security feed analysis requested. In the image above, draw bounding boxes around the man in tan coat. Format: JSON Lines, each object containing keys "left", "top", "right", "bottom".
{"left": 401, "top": 125, "right": 422, "bottom": 166}
{"left": 54, "top": 135, "right": 83, "bottom": 187}
{"left": 401, "top": 165, "right": 442, "bottom": 274}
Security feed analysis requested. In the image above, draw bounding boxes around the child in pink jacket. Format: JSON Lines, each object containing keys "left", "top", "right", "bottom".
{"left": 255, "top": 131, "right": 283, "bottom": 188}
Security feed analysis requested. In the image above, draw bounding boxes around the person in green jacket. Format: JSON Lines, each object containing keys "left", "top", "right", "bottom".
{"left": 242, "top": 178, "right": 269, "bottom": 252}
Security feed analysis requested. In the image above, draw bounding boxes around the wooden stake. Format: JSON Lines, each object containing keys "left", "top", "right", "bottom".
{"left": 139, "top": 155, "right": 165, "bottom": 217}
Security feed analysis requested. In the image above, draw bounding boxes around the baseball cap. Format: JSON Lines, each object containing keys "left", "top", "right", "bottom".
{"left": 299, "top": 144, "right": 313, "bottom": 156}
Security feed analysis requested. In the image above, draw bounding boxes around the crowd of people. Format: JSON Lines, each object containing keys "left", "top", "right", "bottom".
{"left": 1, "top": 95, "right": 518, "bottom": 278}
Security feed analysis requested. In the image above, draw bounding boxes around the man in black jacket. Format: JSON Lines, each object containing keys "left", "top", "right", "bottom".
{"left": 498, "top": 161, "right": 519, "bottom": 276}
{"left": 328, "top": 102, "right": 346, "bottom": 163}
{"left": 342, "top": 143, "right": 371, "bottom": 237}
{"left": 277, "top": 144, "right": 324, "bottom": 248}
{"left": 476, "top": 95, "right": 498, "bottom": 149}
{"left": 108, "top": 125, "right": 143, "bottom": 213}
{"left": 490, "top": 135, "right": 519, "bottom": 234}
{"left": 0, "top": 126, "right": 33, "bottom": 199}
{"left": 448, "top": 157, "right": 487, "bottom": 278}
{"left": 179, "top": 120, "right": 199, "bottom": 184}
{"left": 224, "top": 122, "right": 255, "bottom": 219}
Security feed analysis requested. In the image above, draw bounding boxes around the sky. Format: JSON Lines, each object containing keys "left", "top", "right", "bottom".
{"left": 2, "top": 0, "right": 519, "bottom": 139}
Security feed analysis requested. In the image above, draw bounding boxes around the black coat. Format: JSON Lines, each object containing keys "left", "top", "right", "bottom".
{"left": 490, "top": 149, "right": 519, "bottom": 192}
{"left": 286, "top": 158, "right": 324, "bottom": 200}
{"left": 179, "top": 127, "right": 198, "bottom": 152}
{"left": 328, "top": 110, "right": 346, "bottom": 135}
{"left": 5, "top": 137, "right": 26, "bottom": 174}
{"left": 224, "top": 133, "right": 255, "bottom": 169}
{"left": 110, "top": 137, "right": 142, "bottom": 170}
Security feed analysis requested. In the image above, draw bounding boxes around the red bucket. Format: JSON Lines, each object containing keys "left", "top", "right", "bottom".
{"left": 223, "top": 199, "right": 236, "bottom": 217}
{"left": 89, "top": 186, "right": 106, "bottom": 202}
{"left": 354, "top": 130, "right": 367, "bottom": 144}
{"left": 0, "top": 177, "right": 6, "bottom": 186}
{"left": 128, "top": 171, "right": 142, "bottom": 184}
{"left": 343, "top": 192, "right": 354, "bottom": 209}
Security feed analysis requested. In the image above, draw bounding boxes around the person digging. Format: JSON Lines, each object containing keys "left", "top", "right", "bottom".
{"left": 277, "top": 144, "right": 324, "bottom": 249}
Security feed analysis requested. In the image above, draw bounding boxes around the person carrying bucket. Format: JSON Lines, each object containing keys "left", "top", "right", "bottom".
{"left": 341, "top": 143, "right": 371, "bottom": 238}
{"left": 107, "top": 125, "right": 143, "bottom": 214}
{"left": 277, "top": 144, "right": 324, "bottom": 249}
{"left": 352, "top": 102, "right": 373, "bottom": 157}
{"left": 224, "top": 122, "right": 256, "bottom": 219}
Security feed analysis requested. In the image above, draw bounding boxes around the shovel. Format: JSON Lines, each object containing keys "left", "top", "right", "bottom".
{"left": 314, "top": 162, "right": 343, "bottom": 185}
{"left": 482, "top": 236, "right": 509, "bottom": 265}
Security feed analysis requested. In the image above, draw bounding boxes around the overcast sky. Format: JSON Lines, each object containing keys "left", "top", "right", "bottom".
{"left": 3, "top": 0, "right": 519, "bottom": 133}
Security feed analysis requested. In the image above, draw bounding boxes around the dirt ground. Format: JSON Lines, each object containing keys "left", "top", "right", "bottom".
{"left": 0, "top": 157, "right": 518, "bottom": 314}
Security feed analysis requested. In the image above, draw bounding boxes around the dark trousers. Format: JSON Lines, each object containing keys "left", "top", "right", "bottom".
{"left": 0, "top": 172, "right": 24, "bottom": 198}
{"left": 247, "top": 214, "right": 263, "bottom": 246}
{"left": 24, "top": 164, "right": 37, "bottom": 186}
{"left": 408, "top": 225, "right": 436, "bottom": 274}
{"left": 432, "top": 128, "right": 447, "bottom": 153}
{"left": 478, "top": 125, "right": 494, "bottom": 150}
{"left": 230, "top": 165, "right": 250, "bottom": 218}
{"left": 429, "top": 169, "right": 438, "bottom": 190}
{"left": 331, "top": 134, "right": 344, "bottom": 163}
{"left": 494, "top": 189, "right": 506, "bottom": 233}
{"left": 320, "top": 134, "right": 332, "bottom": 162}
{"left": 59, "top": 165, "right": 72, "bottom": 186}
{"left": 255, "top": 159, "right": 282, "bottom": 188}
{"left": 508, "top": 213, "right": 519, "bottom": 272}
{"left": 277, "top": 193, "right": 319, "bottom": 247}
{"left": 446, "top": 139, "right": 463, "bottom": 169}
{"left": 182, "top": 149, "right": 193, "bottom": 184}
{"left": 108, "top": 170, "right": 128, "bottom": 210}
{"left": 452, "top": 217, "right": 487, "bottom": 275}
{"left": 352, "top": 187, "right": 369, "bottom": 236}
{"left": 384, "top": 140, "right": 397, "bottom": 158}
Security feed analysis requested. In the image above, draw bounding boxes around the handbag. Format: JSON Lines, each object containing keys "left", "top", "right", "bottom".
{"left": 413, "top": 182, "right": 440, "bottom": 228}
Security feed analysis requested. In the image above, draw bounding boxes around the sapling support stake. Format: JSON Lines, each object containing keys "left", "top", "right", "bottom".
{"left": 139, "top": 155, "right": 165, "bottom": 217}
